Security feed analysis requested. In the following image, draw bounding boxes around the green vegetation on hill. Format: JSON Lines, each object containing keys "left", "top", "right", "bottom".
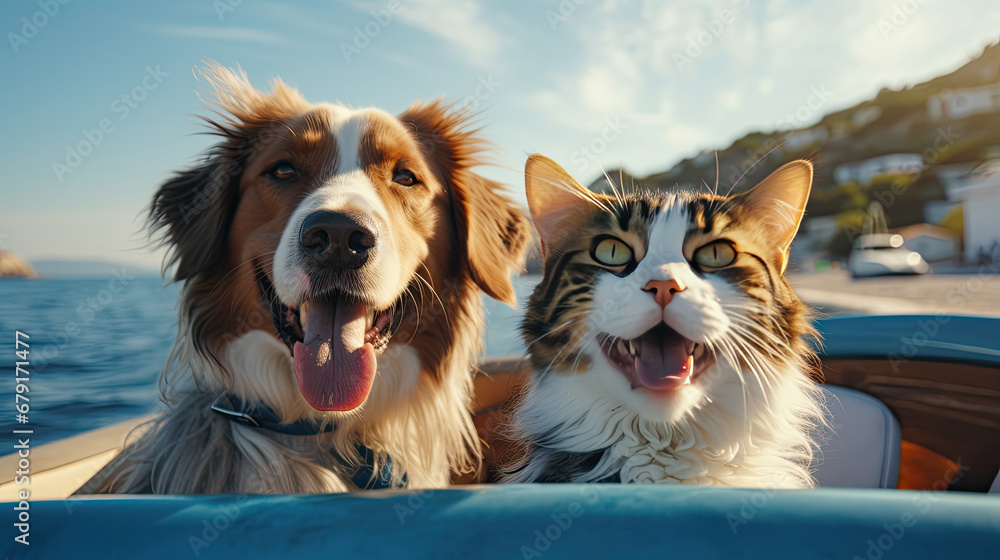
{"left": 589, "top": 40, "right": 1000, "bottom": 258}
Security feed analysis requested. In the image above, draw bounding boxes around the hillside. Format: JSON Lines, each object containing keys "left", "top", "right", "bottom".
{"left": 0, "top": 251, "right": 38, "bottom": 279}
{"left": 588, "top": 40, "right": 1000, "bottom": 258}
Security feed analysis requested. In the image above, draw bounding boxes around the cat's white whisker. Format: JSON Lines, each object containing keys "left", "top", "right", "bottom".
{"left": 509, "top": 155, "right": 823, "bottom": 489}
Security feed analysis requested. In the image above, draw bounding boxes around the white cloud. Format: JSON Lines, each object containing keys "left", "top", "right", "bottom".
{"left": 394, "top": 0, "right": 505, "bottom": 66}
{"left": 718, "top": 90, "right": 742, "bottom": 110}
{"left": 662, "top": 123, "right": 712, "bottom": 150}
{"left": 516, "top": 0, "right": 1000, "bottom": 179}
{"left": 151, "top": 25, "right": 290, "bottom": 46}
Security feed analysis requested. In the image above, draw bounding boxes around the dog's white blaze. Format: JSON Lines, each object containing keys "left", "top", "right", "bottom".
{"left": 272, "top": 108, "right": 401, "bottom": 306}
{"left": 331, "top": 109, "right": 367, "bottom": 172}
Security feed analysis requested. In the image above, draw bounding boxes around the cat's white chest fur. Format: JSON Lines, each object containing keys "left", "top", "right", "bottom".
{"left": 512, "top": 364, "right": 820, "bottom": 488}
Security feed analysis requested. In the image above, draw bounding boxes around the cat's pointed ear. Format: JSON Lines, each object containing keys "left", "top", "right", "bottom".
{"left": 737, "top": 160, "right": 813, "bottom": 273}
{"left": 525, "top": 154, "right": 609, "bottom": 249}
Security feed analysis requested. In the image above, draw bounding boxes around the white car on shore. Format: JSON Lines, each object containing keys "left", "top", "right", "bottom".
{"left": 848, "top": 233, "right": 930, "bottom": 278}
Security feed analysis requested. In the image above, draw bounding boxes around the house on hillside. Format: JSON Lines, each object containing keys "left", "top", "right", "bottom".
{"left": 923, "top": 199, "right": 963, "bottom": 228}
{"left": 800, "top": 215, "right": 840, "bottom": 250}
{"left": 951, "top": 163, "right": 1000, "bottom": 264}
{"left": 933, "top": 162, "right": 981, "bottom": 198}
{"left": 889, "top": 224, "right": 961, "bottom": 263}
{"left": 927, "top": 82, "right": 1000, "bottom": 120}
{"left": 834, "top": 154, "right": 924, "bottom": 185}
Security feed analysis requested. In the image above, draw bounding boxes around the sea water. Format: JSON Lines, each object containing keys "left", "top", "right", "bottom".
{"left": 0, "top": 276, "right": 537, "bottom": 445}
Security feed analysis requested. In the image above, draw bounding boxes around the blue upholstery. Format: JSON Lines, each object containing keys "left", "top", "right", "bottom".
{"left": 6, "top": 485, "right": 998, "bottom": 558}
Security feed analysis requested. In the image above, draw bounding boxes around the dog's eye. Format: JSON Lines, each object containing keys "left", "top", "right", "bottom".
{"left": 393, "top": 169, "right": 418, "bottom": 186}
{"left": 693, "top": 240, "right": 738, "bottom": 268}
{"left": 591, "top": 236, "right": 633, "bottom": 267}
{"left": 266, "top": 162, "right": 297, "bottom": 182}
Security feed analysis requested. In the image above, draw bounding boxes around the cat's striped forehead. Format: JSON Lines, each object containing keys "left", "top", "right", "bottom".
{"left": 578, "top": 190, "right": 737, "bottom": 253}
{"left": 524, "top": 186, "right": 807, "bottom": 375}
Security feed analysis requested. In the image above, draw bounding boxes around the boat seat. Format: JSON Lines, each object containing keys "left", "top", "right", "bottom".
{"left": 813, "top": 385, "right": 902, "bottom": 489}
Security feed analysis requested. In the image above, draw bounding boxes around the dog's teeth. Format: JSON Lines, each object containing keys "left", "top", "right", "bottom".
{"left": 300, "top": 301, "right": 310, "bottom": 330}
{"left": 627, "top": 340, "right": 637, "bottom": 357}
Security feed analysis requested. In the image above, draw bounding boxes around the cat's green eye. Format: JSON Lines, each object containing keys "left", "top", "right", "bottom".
{"left": 694, "top": 240, "right": 738, "bottom": 268}
{"left": 591, "top": 237, "right": 633, "bottom": 267}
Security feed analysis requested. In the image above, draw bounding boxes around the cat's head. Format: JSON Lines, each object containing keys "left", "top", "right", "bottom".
{"left": 522, "top": 154, "right": 815, "bottom": 424}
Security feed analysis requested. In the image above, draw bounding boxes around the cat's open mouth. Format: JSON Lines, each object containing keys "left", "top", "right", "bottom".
{"left": 598, "top": 323, "right": 715, "bottom": 392}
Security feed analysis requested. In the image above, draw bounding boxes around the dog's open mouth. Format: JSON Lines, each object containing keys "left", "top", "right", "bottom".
{"left": 257, "top": 272, "right": 402, "bottom": 412}
{"left": 598, "top": 323, "right": 715, "bottom": 392}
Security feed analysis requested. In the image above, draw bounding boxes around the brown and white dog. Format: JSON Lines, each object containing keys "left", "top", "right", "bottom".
{"left": 89, "top": 65, "right": 529, "bottom": 494}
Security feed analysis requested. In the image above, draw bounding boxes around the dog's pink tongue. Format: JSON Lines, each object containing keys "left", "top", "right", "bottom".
{"left": 293, "top": 298, "right": 375, "bottom": 411}
{"left": 633, "top": 326, "right": 694, "bottom": 391}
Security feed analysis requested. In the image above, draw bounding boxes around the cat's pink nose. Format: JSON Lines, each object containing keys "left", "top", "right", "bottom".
{"left": 643, "top": 279, "right": 685, "bottom": 308}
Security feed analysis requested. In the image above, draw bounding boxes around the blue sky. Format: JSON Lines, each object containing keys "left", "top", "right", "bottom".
{"left": 2, "top": 0, "right": 999, "bottom": 269}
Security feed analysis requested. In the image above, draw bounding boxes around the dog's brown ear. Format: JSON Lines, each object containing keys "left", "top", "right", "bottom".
{"left": 451, "top": 172, "right": 530, "bottom": 305}
{"left": 400, "top": 101, "right": 530, "bottom": 306}
{"left": 149, "top": 154, "right": 239, "bottom": 280}
{"left": 150, "top": 63, "right": 307, "bottom": 281}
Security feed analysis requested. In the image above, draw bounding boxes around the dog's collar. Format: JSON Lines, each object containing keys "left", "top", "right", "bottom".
{"left": 211, "top": 393, "right": 334, "bottom": 435}
{"left": 210, "top": 393, "right": 405, "bottom": 490}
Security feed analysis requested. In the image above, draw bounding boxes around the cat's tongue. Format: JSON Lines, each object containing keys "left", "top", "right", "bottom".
{"left": 292, "top": 297, "right": 376, "bottom": 411}
{"left": 633, "top": 325, "right": 695, "bottom": 391}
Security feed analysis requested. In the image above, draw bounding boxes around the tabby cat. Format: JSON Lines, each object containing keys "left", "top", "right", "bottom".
{"left": 503, "top": 154, "right": 824, "bottom": 488}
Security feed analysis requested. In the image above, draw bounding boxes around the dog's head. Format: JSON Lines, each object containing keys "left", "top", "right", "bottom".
{"left": 151, "top": 65, "right": 528, "bottom": 413}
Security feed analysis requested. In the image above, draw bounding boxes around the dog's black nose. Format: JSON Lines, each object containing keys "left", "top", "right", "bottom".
{"left": 299, "top": 211, "right": 376, "bottom": 269}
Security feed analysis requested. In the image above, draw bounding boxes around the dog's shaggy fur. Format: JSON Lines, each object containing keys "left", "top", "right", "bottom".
{"left": 84, "top": 65, "right": 528, "bottom": 494}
